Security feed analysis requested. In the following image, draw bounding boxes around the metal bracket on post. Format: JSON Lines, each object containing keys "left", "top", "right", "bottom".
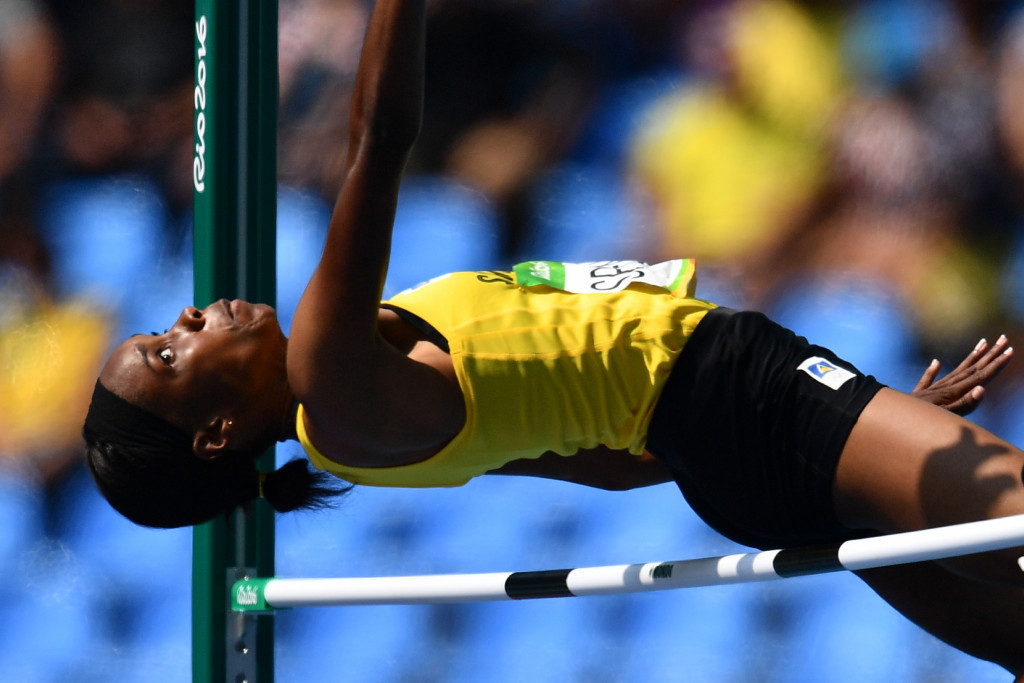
{"left": 227, "top": 567, "right": 259, "bottom": 683}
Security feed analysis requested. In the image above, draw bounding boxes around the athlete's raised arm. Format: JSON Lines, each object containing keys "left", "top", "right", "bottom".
{"left": 287, "top": 0, "right": 462, "bottom": 461}
{"left": 291, "top": 0, "right": 423, "bottom": 352}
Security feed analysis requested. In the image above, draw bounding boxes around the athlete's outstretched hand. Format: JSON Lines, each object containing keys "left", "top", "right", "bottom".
{"left": 911, "top": 335, "right": 1013, "bottom": 415}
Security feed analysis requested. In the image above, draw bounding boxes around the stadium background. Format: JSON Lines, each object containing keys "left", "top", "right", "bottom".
{"left": 2, "top": 0, "right": 1024, "bottom": 680}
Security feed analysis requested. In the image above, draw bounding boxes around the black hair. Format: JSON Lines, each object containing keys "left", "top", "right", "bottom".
{"left": 82, "top": 378, "right": 349, "bottom": 528}
{"left": 83, "top": 428, "right": 350, "bottom": 529}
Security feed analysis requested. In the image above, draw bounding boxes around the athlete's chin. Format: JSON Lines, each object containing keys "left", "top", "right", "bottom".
{"left": 253, "top": 303, "right": 278, "bottom": 324}
{"left": 238, "top": 303, "right": 279, "bottom": 330}
{"left": 258, "top": 307, "right": 288, "bottom": 345}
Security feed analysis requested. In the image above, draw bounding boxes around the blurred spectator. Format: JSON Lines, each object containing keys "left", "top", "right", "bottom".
{"left": 999, "top": 5, "right": 1024, "bottom": 191}
{"left": 32, "top": 0, "right": 195, "bottom": 341}
{"left": 0, "top": 219, "right": 110, "bottom": 484}
{"left": 45, "top": 0, "right": 194, "bottom": 209}
{"left": 992, "top": 5, "right": 1024, "bottom": 439}
{"left": 630, "top": 0, "right": 845, "bottom": 307}
{"left": 760, "top": 93, "right": 995, "bottom": 355}
{"left": 414, "top": 0, "right": 596, "bottom": 256}
{"left": 0, "top": 0, "right": 111, "bottom": 481}
{"left": 278, "top": 0, "right": 368, "bottom": 201}
{"left": 0, "top": 0, "right": 58, "bottom": 186}
{"left": 761, "top": 0, "right": 1011, "bottom": 357}
{"left": 279, "top": 0, "right": 596, "bottom": 260}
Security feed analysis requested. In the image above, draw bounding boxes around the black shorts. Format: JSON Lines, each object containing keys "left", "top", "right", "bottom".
{"left": 647, "top": 307, "right": 885, "bottom": 550}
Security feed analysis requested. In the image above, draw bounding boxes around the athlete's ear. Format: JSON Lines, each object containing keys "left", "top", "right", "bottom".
{"left": 193, "top": 416, "right": 235, "bottom": 460}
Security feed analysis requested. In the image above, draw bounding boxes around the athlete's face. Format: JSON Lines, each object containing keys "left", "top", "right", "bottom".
{"left": 100, "top": 299, "right": 288, "bottom": 434}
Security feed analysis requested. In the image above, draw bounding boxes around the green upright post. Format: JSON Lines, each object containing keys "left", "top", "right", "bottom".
{"left": 192, "top": 0, "right": 278, "bottom": 681}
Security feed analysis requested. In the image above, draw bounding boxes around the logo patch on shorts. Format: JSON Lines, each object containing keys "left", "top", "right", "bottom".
{"left": 797, "top": 356, "right": 855, "bottom": 390}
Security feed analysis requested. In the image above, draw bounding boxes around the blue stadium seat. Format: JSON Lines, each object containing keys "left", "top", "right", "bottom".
{"left": 275, "top": 493, "right": 376, "bottom": 579}
{"left": 445, "top": 597, "right": 602, "bottom": 683}
{"left": 276, "top": 187, "right": 331, "bottom": 333}
{"left": 275, "top": 469, "right": 500, "bottom": 683}
{"left": 999, "top": 383, "right": 1024, "bottom": 450}
{"left": 749, "top": 572, "right": 910, "bottom": 682}
{"left": 0, "top": 538, "right": 101, "bottom": 681}
{"left": 571, "top": 72, "right": 683, "bottom": 167}
{"left": 54, "top": 467, "right": 192, "bottom": 595}
{"left": 768, "top": 276, "right": 919, "bottom": 390}
{"left": 933, "top": 642, "right": 1018, "bottom": 683}
{"left": 276, "top": 603, "right": 434, "bottom": 683}
{"left": 51, "top": 467, "right": 192, "bottom": 680}
{"left": 0, "top": 469, "right": 44, "bottom": 575}
{"left": 614, "top": 585, "right": 754, "bottom": 682}
{"left": 384, "top": 176, "right": 501, "bottom": 298}
{"left": 112, "top": 597, "right": 191, "bottom": 683}
{"left": 130, "top": 249, "right": 194, "bottom": 343}
{"left": 773, "top": 569, "right": 1007, "bottom": 682}
{"left": 1001, "top": 227, "right": 1024, "bottom": 325}
{"left": 844, "top": 0, "right": 953, "bottom": 89}
{"left": 517, "top": 163, "right": 645, "bottom": 263}
{"left": 404, "top": 476, "right": 576, "bottom": 573}
{"left": 436, "top": 480, "right": 701, "bottom": 682}
{"left": 598, "top": 491, "right": 763, "bottom": 681}
{"left": 39, "top": 176, "right": 173, "bottom": 340}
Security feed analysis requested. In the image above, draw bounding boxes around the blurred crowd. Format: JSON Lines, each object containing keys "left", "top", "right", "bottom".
{"left": 2, "top": 0, "right": 1024, "bottom": 680}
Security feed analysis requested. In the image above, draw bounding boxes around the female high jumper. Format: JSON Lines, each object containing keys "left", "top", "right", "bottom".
{"left": 84, "top": 0, "right": 1023, "bottom": 675}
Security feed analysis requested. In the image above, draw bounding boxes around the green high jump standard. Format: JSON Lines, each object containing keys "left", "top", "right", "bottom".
{"left": 192, "top": 1, "right": 277, "bottom": 681}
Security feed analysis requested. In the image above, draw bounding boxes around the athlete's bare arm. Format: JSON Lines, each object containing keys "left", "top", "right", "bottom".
{"left": 288, "top": 0, "right": 464, "bottom": 466}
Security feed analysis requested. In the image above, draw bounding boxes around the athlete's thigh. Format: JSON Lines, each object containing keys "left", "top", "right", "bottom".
{"left": 834, "top": 387, "right": 1024, "bottom": 582}
{"left": 855, "top": 562, "right": 1024, "bottom": 672}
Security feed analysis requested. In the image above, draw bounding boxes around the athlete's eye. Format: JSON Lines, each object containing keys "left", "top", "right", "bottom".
{"left": 158, "top": 347, "right": 174, "bottom": 365}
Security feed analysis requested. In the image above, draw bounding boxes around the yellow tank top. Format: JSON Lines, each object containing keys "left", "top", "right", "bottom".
{"left": 296, "top": 268, "right": 714, "bottom": 487}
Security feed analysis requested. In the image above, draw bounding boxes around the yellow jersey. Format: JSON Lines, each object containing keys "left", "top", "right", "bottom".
{"left": 297, "top": 267, "right": 714, "bottom": 487}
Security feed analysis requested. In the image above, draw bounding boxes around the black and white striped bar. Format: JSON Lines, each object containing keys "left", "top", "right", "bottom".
{"left": 232, "top": 514, "right": 1024, "bottom": 611}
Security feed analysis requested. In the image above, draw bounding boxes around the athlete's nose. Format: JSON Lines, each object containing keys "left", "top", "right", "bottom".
{"left": 176, "top": 305, "right": 205, "bottom": 331}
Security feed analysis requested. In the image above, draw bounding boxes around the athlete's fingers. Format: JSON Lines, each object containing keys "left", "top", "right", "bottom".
{"left": 948, "top": 338, "right": 989, "bottom": 376}
{"left": 913, "top": 358, "right": 941, "bottom": 392}
{"left": 955, "top": 343, "right": 1013, "bottom": 386}
{"left": 971, "top": 335, "right": 1010, "bottom": 371}
{"left": 946, "top": 385, "right": 985, "bottom": 416}
{"left": 940, "top": 337, "right": 1012, "bottom": 386}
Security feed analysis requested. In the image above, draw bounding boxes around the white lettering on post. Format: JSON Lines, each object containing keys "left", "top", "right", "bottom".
{"left": 193, "top": 16, "right": 208, "bottom": 193}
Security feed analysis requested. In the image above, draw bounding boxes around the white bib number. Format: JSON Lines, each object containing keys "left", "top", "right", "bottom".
{"left": 513, "top": 259, "right": 696, "bottom": 297}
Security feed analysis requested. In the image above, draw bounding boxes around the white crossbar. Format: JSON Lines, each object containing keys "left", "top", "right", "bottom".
{"left": 232, "top": 514, "right": 1024, "bottom": 611}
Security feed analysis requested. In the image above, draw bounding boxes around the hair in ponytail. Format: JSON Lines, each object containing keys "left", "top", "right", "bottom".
{"left": 84, "top": 433, "right": 350, "bottom": 529}
{"left": 260, "top": 459, "right": 352, "bottom": 513}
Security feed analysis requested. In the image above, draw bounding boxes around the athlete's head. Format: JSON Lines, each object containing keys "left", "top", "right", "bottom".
{"left": 83, "top": 299, "right": 344, "bottom": 527}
